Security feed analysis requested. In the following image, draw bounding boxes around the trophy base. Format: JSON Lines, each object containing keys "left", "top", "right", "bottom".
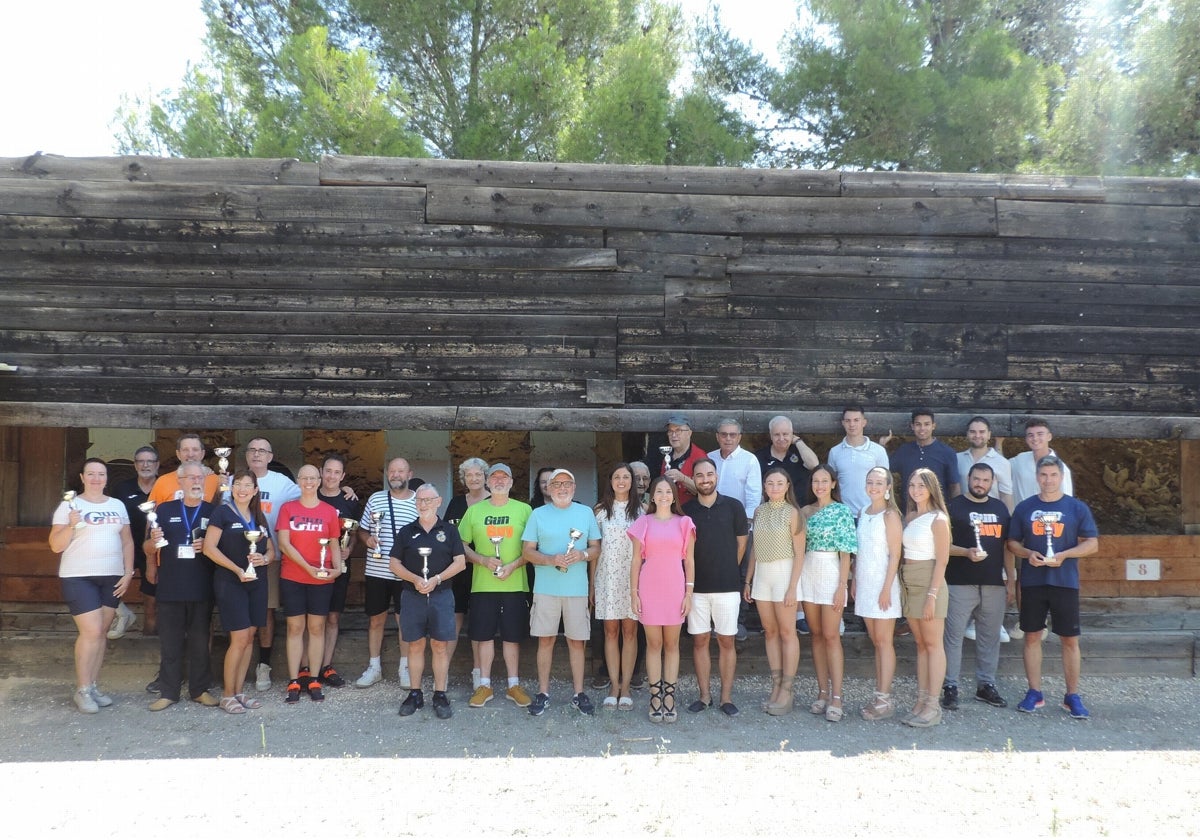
{"left": 154, "top": 539, "right": 169, "bottom": 549}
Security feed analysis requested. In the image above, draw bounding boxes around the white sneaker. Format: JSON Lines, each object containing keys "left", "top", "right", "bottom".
{"left": 399, "top": 664, "right": 412, "bottom": 690}
{"left": 999, "top": 625, "right": 1011, "bottom": 643}
{"left": 964, "top": 620, "right": 977, "bottom": 641}
{"left": 255, "top": 663, "right": 272, "bottom": 691}
{"left": 74, "top": 688, "right": 100, "bottom": 714}
{"left": 1008, "top": 624, "right": 1025, "bottom": 640}
{"left": 88, "top": 683, "right": 113, "bottom": 707}
{"left": 107, "top": 603, "right": 136, "bottom": 640}
{"left": 471, "top": 668, "right": 482, "bottom": 690}
{"left": 355, "top": 665, "right": 382, "bottom": 688}
{"left": 838, "top": 619, "right": 845, "bottom": 636}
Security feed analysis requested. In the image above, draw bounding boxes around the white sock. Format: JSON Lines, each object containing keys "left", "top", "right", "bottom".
{"left": 508, "top": 677, "right": 519, "bottom": 688}
{"left": 369, "top": 656, "right": 381, "bottom": 670}
{"left": 400, "top": 656, "right": 409, "bottom": 669}
{"left": 479, "top": 678, "right": 491, "bottom": 687}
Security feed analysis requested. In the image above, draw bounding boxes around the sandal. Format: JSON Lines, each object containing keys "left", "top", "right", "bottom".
{"left": 219, "top": 696, "right": 246, "bottom": 715}
{"left": 662, "top": 681, "right": 678, "bottom": 723}
{"left": 618, "top": 695, "right": 633, "bottom": 711}
{"left": 810, "top": 690, "right": 829, "bottom": 715}
{"left": 825, "top": 695, "right": 844, "bottom": 722}
{"left": 602, "top": 695, "right": 618, "bottom": 709}
{"left": 648, "top": 681, "right": 664, "bottom": 723}
{"left": 767, "top": 677, "right": 795, "bottom": 716}
{"left": 762, "top": 669, "right": 782, "bottom": 711}
{"left": 861, "top": 692, "right": 895, "bottom": 721}
{"left": 235, "top": 694, "right": 263, "bottom": 710}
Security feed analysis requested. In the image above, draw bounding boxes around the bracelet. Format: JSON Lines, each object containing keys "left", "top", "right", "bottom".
{"left": 685, "top": 582, "right": 695, "bottom": 588}
{"left": 436, "top": 574, "right": 442, "bottom": 584}
{"left": 927, "top": 590, "right": 938, "bottom": 597}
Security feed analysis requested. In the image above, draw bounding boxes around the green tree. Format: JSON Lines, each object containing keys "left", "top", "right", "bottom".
{"left": 697, "top": 0, "right": 1063, "bottom": 171}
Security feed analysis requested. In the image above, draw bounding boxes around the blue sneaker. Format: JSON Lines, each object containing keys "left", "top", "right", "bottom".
{"left": 797, "top": 618, "right": 811, "bottom": 635}
{"left": 529, "top": 692, "right": 550, "bottom": 716}
{"left": 1016, "top": 688, "right": 1044, "bottom": 713}
{"left": 1062, "top": 693, "right": 1090, "bottom": 720}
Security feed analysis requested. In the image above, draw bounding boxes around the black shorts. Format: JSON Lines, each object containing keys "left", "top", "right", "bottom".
{"left": 280, "top": 578, "right": 334, "bottom": 618}
{"left": 364, "top": 576, "right": 404, "bottom": 617}
{"left": 327, "top": 570, "right": 350, "bottom": 614}
{"left": 213, "top": 570, "right": 267, "bottom": 632}
{"left": 61, "top": 576, "right": 121, "bottom": 615}
{"left": 1019, "top": 584, "right": 1081, "bottom": 638}
{"left": 452, "top": 568, "right": 471, "bottom": 614}
{"left": 400, "top": 588, "right": 457, "bottom": 642}
{"left": 468, "top": 591, "right": 530, "bottom": 643}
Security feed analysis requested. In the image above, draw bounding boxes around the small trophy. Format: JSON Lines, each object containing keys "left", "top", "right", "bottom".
{"left": 316, "top": 538, "right": 332, "bottom": 579}
{"left": 562, "top": 528, "right": 583, "bottom": 573}
{"left": 214, "top": 447, "right": 233, "bottom": 492}
{"left": 138, "top": 500, "right": 169, "bottom": 548}
{"left": 243, "top": 530, "right": 262, "bottom": 580}
{"left": 968, "top": 512, "right": 988, "bottom": 560}
{"left": 338, "top": 517, "right": 358, "bottom": 573}
{"left": 489, "top": 535, "right": 505, "bottom": 577}
{"left": 418, "top": 547, "right": 433, "bottom": 593}
{"left": 658, "top": 445, "right": 673, "bottom": 476}
{"left": 63, "top": 490, "right": 88, "bottom": 529}
{"left": 1036, "top": 511, "right": 1063, "bottom": 563}
{"left": 368, "top": 510, "right": 384, "bottom": 561}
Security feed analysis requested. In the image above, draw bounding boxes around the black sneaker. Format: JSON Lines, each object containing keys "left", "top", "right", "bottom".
{"left": 975, "top": 684, "right": 1008, "bottom": 708}
{"left": 629, "top": 674, "right": 646, "bottom": 691}
{"left": 399, "top": 689, "right": 424, "bottom": 716}
{"left": 285, "top": 680, "right": 302, "bottom": 704}
{"left": 940, "top": 684, "right": 959, "bottom": 711}
{"left": 320, "top": 666, "right": 345, "bottom": 688}
{"left": 529, "top": 692, "right": 550, "bottom": 716}
{"left": 572, "top": 692, "right": 595, "bottom": 716}
{"left": 591, "top": 672, "right": 611, "bottom": 690}
{"left": 307, "top": 679, "right": 325, "bottom": 702}
{"left": 145, "top": 677, "right": 162, "bottom": 695}
{"left": 432, "top": 691, "right": 453, "bottom": 720}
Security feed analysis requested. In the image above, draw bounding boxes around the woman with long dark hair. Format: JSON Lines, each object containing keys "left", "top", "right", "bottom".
{"left": 592, "top": 463, "right": 642, "bottom": 709}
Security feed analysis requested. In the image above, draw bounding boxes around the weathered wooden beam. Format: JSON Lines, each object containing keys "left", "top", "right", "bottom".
{"left": 1009, "top": 326, "right": 1198, "bottom": 358}
{"left": 841, "top": 170, "right": 1106, "bottom": 201}
{"left": 1101, "top": 176, "right": 1200, "bottom": 207}
{"left": 606, "top": 229, "right": 745, "bottom": 257}
{"left": 617, "top": 347, "right": 1006, "bottom": 379}
{"left": 0, "top": 180, "right": 426, "bottom": 224}
{"left": 614, "top": 250, "right": 727, "bottom": 278}
{"left": 1008, "top": 354, "right": 1200, "bottom": 385}
{"left": 997, "top": 200, "right": 1200, "bottom": 244}
{"left": 0, "top": 153, "right": 318, "bottom": 185}
{"left": 426, "top": 185, "right": 999, "bottom": 235}
{"left": 319, "top": 155, "right": 842, "bottom": 196}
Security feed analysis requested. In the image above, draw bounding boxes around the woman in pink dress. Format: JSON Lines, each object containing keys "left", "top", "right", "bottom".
{"left": 629, "top": 476, "right": 695, "bottom": 723}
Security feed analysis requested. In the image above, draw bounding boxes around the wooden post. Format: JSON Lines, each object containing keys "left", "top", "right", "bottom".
{"left": 1181, "top": 440, "right": 1200, "bottom": 535}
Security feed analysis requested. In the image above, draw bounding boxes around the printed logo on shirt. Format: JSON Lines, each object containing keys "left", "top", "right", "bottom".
{"left": 82, "top": 511, "right": 125, "bottom": 525}
{"left": 435, "top": 529, "right": 447, "bottom": 542}
{"left": 288, "top": 515, "right": 327, "bottom": 532}
{"left": 968, "top": 511, "right": 1004, "bottom": 539}
{"left": 1030, "top": 512, "right": 1065, "bottom": 538}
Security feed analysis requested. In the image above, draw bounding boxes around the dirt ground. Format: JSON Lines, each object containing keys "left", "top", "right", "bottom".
{"left": 3, "top": 661, "right": 1198, "bottom": 836}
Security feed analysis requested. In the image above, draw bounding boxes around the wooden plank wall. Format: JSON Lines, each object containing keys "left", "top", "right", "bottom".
{"left": 0, "top": 153, "right": 1199, "bottom": 433}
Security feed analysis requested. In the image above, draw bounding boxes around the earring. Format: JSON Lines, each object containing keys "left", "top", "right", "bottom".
{"left": 884, "top": 491, "right": 890, "bottom": 500}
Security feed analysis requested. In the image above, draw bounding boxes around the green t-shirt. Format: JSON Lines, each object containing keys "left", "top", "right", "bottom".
{"left": 458, "top": 497, "right": 533, "bottom": 594}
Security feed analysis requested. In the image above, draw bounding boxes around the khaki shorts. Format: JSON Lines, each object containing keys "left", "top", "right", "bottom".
{"left": 529, "top": 594, "right": 591, "bottom": 640}
{"left": 900, "top": 559, "right": 948, "bottom": 619}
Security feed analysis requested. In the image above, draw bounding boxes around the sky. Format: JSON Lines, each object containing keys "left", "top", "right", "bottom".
{"left": 0, "top": 0, "right": 801, "bottom": 159}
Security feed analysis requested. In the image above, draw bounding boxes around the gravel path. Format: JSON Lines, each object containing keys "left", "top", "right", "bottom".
{"left": 3, "top": 668, "right": 1198, "bottom": 836}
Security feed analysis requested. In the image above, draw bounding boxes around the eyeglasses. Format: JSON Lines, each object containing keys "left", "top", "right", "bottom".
{"left": 134, "top": 459, "right": 159, "bottom": 465}
{"left": 548, "top": 481, "right": 575, "bottom": 489}
{"left": 416, "top": 496, "right": 441, "bottom": 505}
{"left": 246, "top": 447, "right": 272, "bottom": 455}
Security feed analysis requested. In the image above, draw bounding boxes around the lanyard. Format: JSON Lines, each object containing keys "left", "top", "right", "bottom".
{"left": 180, "top": 503, "right": 201, "bottom": 540}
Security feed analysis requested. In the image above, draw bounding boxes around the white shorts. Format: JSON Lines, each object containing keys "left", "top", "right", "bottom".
{"left": 687, "top": 591, "right": 741, "bottom": 636}
{"left": 799, "top": 550, "right": 845, "bottom": 606}
{"left": 750, "top": 559, "right": 794, "bottom": 602}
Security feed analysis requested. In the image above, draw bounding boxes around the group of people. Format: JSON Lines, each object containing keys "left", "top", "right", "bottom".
{"left": 50, "top": 408, "right": 1099, "bottom": 725}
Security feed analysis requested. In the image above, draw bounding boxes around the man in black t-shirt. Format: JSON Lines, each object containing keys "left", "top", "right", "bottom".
{"left": 682, "top": 458, "right": 749, "bottom": 717}
{"left": 942, "top": 463, "right": 1013, "bottom": 711}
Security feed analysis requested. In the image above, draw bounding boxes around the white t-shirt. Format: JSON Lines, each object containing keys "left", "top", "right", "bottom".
{"left": 53, "top": 497, "right": 129, "bottom": 577}
{"left": 956, "top": 448, "right": 1014, "bottom": 500}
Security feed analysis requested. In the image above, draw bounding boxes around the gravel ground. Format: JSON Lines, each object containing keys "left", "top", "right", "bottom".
{"left": 3, "top": 667, "right": 1198, "bottom": 836}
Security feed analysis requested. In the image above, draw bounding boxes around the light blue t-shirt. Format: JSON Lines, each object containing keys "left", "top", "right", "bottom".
{"left": 521, "top": 502, "right": 601, "bottom": 597}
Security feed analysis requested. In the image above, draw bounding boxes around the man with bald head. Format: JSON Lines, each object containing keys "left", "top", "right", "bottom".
{"left": 355, "top": 457, "right": 419, "bottom": 689}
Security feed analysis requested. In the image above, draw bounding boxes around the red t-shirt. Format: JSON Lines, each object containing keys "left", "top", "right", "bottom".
{"left": 660, "top": 443, "right": 706, "bottom": 506}
{"left": 276, "top": 499, "right": 342, "bottom": 584}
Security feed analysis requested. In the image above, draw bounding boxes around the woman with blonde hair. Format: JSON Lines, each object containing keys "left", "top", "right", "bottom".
{"left": 854, "top": 466, "right": 903, "bottom": 720}
{"left": 743, "top": 467, "right": 806, "bottom": 715}
{"left": 901, "top": 467, "right": 951, "bottom": 727}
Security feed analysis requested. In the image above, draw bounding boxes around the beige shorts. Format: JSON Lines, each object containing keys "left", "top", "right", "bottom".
{"left": 529, "top": 594, "right": 591, "bottom": 641}
{"left": 687, "top": 591, "right": 741, "bottom": 636}
{"left": 900, "top": 560, "right": 948, "bottom": 619}
{"left": 750, "top": 559, "right": 795, "bottom": 602}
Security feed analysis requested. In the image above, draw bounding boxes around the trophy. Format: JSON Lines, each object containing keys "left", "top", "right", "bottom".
{"left": 1036, "top": 511, "right": 1063, "bottom": 563}
{"left": 316, "top": 538, "right": 332, "bottom": 579}
{"left": 338, "top": 517, "right": 358, "bottom": 573}
{"left": 418, "top": 547, "right": 433, "bottom": 592}
{"left": 561, "top": 528, "right": 583, "bottom": 573}
{"left": 489, "top": 535, "right": 505, "bottom": 577}
{"left": 968, "top": 512, "right": 987, "bottom": 560}
{"left": 658, "top": 445, "right": 673, "bottom": 476}
{"left": 243, "top": 530, "right": 262, "bottom": 580}
{"left": 368, "top": 510, "right": 384, "bottom": 561}
{"left": 214, "top": 447, "right": 233, "bottom": 491}
{"left": 138, "top": 500, "right": 170, "bottom": 548}
{"left": 63, "top": 490, "right": 87, "bottom": 529}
